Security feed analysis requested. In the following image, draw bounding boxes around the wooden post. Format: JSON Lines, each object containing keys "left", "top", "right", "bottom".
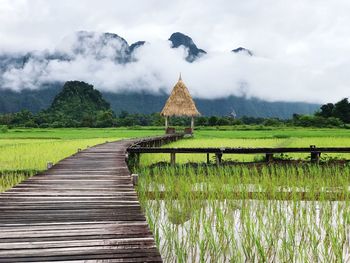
{"left": 265, "top": 153, "right": 273, "bottom": 163}
{"left": 47, "top": 162, "right": 53, "bottom": 169}
{"left": 191, "top": 117, "right": 194, "bottom": 132}
{"left": 132, "top": 174, "right": 138, "bottom": 186}
{"left": 310, "top": 145, "right": 320, "bottom": 163}
{"left": 170, "top": 152, "right": 176, "bottom": 166}
{"left": 215, "top": 153, "right": 222, "bottom": 165}
{"left": 207, "top": 153, "right": 210, "bottom": 164}
{"left": 165, "top": 116, "right": 168, "bottom": 132}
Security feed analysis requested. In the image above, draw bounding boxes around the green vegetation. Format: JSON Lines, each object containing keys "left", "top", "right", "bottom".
{"left": 137, "top": 164, "right": 350, "bottom": 262}
{"left": 2, "top": 126, "right": 350, "bottom": 262}
{"left": 132, "top": 127, "right": 350, "bottom": 261}
{"left": 0, "top": 128, "right": 162, "bottom": 191}
{"left": 0, "top": 171, "right": 34, "bottom": 192}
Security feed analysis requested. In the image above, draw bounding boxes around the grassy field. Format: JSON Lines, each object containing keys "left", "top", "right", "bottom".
{"left": 134, "top": 127, "right": 350, "bottom": 262}
{"left": 0, "top": 128, "right": 162, "bottom": 191}
{"left": 2, "top": 127, "right": 350, "bottom": 261}
{"left": 137, "top": 164, "right": 350, "bottom": 262}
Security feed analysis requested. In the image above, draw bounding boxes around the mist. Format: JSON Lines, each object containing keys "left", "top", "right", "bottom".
{"left": 1, "top": 0, "right": 350, "bottom": 104}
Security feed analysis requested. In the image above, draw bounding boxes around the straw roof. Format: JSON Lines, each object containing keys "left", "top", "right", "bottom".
{"left": 161, "top": 75, "right": 200, "bottom": 117}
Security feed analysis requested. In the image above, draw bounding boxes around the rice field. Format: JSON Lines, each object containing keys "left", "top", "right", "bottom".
{"left": 134, "top": 128, "right": 350, "bottom": 262}
{"left": 137, "top": 165, "right": 350, "bottom": 262}
{"left": 0, "top": 128, "right": 162, "bottom": 191}
{"left": 2, "top": 127, "right": 350, "bottom": 262}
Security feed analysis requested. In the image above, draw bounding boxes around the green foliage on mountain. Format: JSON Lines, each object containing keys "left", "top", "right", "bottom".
{"left": 47, "top": 81, "right": 111, "bottom": 120}
{"left": 40, "top": 81, "right": 115, "bottom": 127}
{"left": 0, "top": 81, "right": 116, "bottom": 128}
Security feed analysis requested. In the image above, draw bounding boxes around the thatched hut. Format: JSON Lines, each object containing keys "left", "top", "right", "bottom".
{"left": 161, "top": 75, "right": 200, "bottom": 134}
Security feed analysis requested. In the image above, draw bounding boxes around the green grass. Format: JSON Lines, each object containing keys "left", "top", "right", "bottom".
{"left": 0, "top": 128, "right": 162, "bottom": 191}
{"left": 0, "top": 127, "right": 162, "bottom": 139}
{"left": 137, "top": 164, "right": 350, "bottom": 262}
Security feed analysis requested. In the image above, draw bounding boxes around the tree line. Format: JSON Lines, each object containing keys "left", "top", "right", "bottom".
{"left": 0, "top": 107, "right": 348, "bottom": 129}
{"left": 0, "top": 80, "right": 349, "bottom": 129}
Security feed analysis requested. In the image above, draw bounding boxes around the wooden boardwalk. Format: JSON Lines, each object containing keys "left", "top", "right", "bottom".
{"left": 0, "top": 139, "right": 162, "bottom": 262}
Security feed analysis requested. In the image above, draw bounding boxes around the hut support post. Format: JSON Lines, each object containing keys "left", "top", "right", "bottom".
{"left": 165, "top": 117, "right": 168, "bottom": 130}
{"left": 191, "top": 117, "right": 194, "bottom": 132}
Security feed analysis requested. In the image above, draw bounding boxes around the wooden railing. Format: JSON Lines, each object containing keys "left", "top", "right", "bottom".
{"left": 127, "top": 145, "right": 350, "bottom": 165}
{"left": 126, "top": 133, "right": 184, "bottom": 166}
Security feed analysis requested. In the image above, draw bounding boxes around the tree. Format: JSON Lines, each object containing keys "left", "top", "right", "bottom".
{"left": 318, "top": 103, "right": 335, "bottom": 118}
{"left": 96, "top": 110, "right": 115, "bottom": 127}
{"left": 333, "top": 98, "right": 350, "bottom": 123}
{"left": 208, "top": 116, "right": 218, "bottom": 126}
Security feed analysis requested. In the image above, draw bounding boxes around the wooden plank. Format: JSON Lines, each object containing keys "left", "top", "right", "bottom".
{"left": 0, "top": 136, "right": 174, "bottom": 262}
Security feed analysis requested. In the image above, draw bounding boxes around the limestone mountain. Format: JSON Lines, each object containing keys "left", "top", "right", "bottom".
{"left": 232, "top": 47, "right": 253, "bottom": 56}
{"left": 168, "top": 32, "right": 206, "bottom": 62}
{"left": 47, "top": 81, "right": 112, "bottom": 121}
{"left": 0, "top": 31, "right": 319, "bottom": 118}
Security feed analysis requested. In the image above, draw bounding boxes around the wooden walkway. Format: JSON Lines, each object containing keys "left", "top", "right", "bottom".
{"left": 0, "top": 139, "right": 162, "bottom": 262}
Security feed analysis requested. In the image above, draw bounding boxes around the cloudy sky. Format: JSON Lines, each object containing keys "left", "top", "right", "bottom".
{"left": 0, "top": 0, "right": 349, "bottom": 103}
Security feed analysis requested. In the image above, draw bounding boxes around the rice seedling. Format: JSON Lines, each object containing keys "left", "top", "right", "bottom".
{"left": 136, "top": 164, "right": 350, "bottom": 262}
{"left": 0, "top": 171, "right": 34, "bottom": 192}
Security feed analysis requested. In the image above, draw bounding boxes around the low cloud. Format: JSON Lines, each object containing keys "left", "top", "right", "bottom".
{"left": 0, "top": 31, "right": 348, "bottom": 104}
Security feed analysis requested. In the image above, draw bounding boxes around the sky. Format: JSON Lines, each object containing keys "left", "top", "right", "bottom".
{"left": 0, "top": 0, "right": 350, "bottom": 103}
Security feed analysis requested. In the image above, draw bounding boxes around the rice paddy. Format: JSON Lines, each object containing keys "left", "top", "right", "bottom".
{"left": 0, "top": 128, "right": 162, "bottom": 191}
{"left": 134, "top": 127, "right": 350, "bottom": 262}
{"left": 137, "top": 164, "right": 350, "bottom": 262}
{"left": 2, "top": 127, "right": 350, "bottom": 262}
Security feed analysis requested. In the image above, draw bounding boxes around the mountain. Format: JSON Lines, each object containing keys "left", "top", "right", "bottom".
{"left": 0, "top": 86, "right": 319, "bottom": 119}
{"left": 169, "top": 32, "right": 206, "bottom": 62}
{"left": 71, "top": 31, "right": 146, "bottom": 63}
{"left": 232, "top": 47, "right": 253, "bottom": 56}
{"left": 0, "top": 31, "right": 145, "bottom": 84}
{"left": 47, "top": 81, "right": 111, "bottom": 121}
{"left": 0, "top": 31, "right": 320, "bottom": 118}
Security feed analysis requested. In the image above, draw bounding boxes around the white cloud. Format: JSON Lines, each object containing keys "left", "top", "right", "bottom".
{"left": 0, "top": 0, "right": 350, "bottom": 103}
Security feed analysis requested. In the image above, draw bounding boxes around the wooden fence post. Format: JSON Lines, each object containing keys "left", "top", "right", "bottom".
{"left": 47, "top": 162, "right": 53, "bottom": 169}
{"left": 266, "top": 153, "right": 274, "bottom": 163}
{"left": 132, "top": 174, "right": 138, "bottom": 186}
{"left": 215, "top": 153, "right": 222, "bottom": 166}
{"left": 170, "top": 152, "right": 176, "bottom": 166}
{"left": 310, "top": 145, "right": 320, "bottom": 163}
{"left": 207, "top": 153, "right": 210, "bottom": 164}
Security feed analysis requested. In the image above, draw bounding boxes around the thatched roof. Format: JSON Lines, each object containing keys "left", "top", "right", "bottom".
{"left": 161, "top": 75, "right": 200, "bottom": 117}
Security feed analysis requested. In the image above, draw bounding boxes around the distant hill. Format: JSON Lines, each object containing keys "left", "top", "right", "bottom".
{"left": 0, "top": 85, "right": 319, "bottom": 119}
{"left": 47, "top": 81, "right": 111, "bottom": 121}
